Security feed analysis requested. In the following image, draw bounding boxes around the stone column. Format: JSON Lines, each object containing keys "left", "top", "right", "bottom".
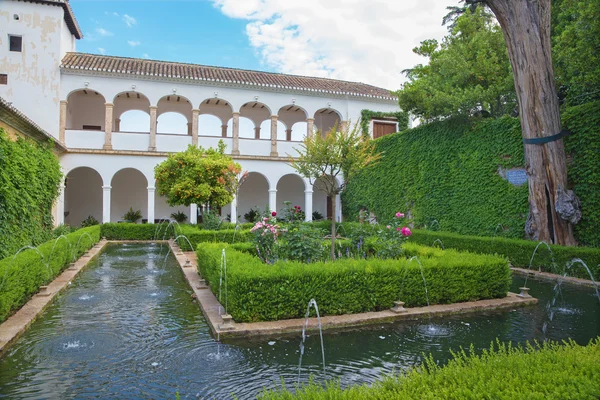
{"left": 307, "top": 118, "right": 314, "bottom": 138}
{"left": 340, "top": 120, "right": 349, "bottom": 133}
{"left": 286, "top": 128, "right": 292, "bottom": 141}
{"left": 103, "top": 103, "right": 114, "bottom": 150}
{"left": 115, "top": 118, "right": 121, "bottom": 132}
{"left": 304, "top": 189, "right": 313, "bottom": 222}
{"left": 190, "top": 204, "right": 198, "bottom": 224}
{"left": 147, "top": 187, "right": 155, "bottom": 224}
{"left": 56, "top": 183, "right": 66, "bottom": 226}
{"left": 187, "top": 122, "right": 192, "bottom": 136}
{"left": 268, "top": 189, "right": 277, "bottom": 214}
{"left": 230, "top": 194, "right": 237, "bottom": 224}
{"left": 59, "top": 100, "right": 67, "bottom": 144}
{"left": 254, "top": 126, "right": 261, "bottom": 139}
{"left": 232, "top": 112, "right": 240, "bottom": 156}
{"left": 192, "top": 109, "right": 200, "bottom": 146}
{"left": 149, "top": 105, "right": 158, "bottom": 151}
{"left": 221, "top": 124, "right": 227, "bottom": 138}
{"left": 102, "top": 185, "right": 111, "bottom": 223}
{"left": 270, "top": 115, "right": 278, "bottom": 157}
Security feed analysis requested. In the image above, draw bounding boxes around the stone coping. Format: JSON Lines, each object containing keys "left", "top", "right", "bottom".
{"left": 0, "top": 240, "right": 108, "bottom": 356}
{"left": 168, "top": 242, "right": 538, "bottom": 339}
{"left": 511, "top": 267, "right": 599, "bottom": 288}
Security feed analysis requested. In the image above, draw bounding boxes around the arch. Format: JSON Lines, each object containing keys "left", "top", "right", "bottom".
{"left": 157, "top": 95, "right": 192, "bottom": 134}
{"left": 278, "top": 104, "right": 308, "bottom": 141}
{"left": 157, "top": 112, "right": 189, "bottom": 135}
{"left": 110, "top": 168, "right": 148, "bottom": 223}
{"left": 64, "top": 167, "right": 103, "bottom": 226}
{"left": 291, "top": 121, "right": 308, "bottom": 141}
{"left": 314, "top": 108, "right": 342, "bottom": 136}
{"left": 198, "top": 114, "right": 223, "bottom": 137}
{"left": 66, "top": 89, "right": 106, "bottom": 131}
{"left": 240, "top": 101, "right": 272, "bottom": 128}
{"left": 238, "top": 172, "right": 270, "bottom": 222}
{"left": 259, "top": 120, "right": 287, "bottom": 140}
{"left": 119, "top": 110, "right": 151, "bottom": 133}
{"left": 276, "top": 174, "right": 306, "bottom": 215}
{"left": 199, "top": 97, "right": 233, "bottom": 125}
{"left": 227, "top": 116, "right": 255, "bottom": 139}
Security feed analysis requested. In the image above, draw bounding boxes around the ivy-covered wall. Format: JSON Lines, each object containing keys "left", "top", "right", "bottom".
{"left": 343, "top": 102, "right": 600, "bottom": 246}
{"left": 360, "top": 110, "right": 409, "bottom": 136}
{"left": 0, "top": 128, "right": 62, "bottom": 259}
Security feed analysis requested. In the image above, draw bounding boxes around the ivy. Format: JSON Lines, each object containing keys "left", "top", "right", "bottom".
{"left": 0, "top": 128, "right": 62, "bottom": 260}
{"left": 360, "top": 110, "right": 409, "bottom": 137}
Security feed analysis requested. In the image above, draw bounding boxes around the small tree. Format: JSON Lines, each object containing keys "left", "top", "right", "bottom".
{"left": 290, "top": 123, "right": 381, "bottom": 260}
{"left": 154, "top": 141, "right": 242, "bottom": 210}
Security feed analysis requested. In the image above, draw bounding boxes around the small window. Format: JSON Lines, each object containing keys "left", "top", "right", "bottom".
{"left": 9, "top": 35, "right": 22, "bottom": 52}
{"left": 82, "top": 125, "right": 102, "bottom": 131}
{"left": 0, "top": 74, "right": 7, "bottom": 85}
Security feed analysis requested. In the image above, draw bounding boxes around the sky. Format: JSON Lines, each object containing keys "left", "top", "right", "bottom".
{"left": 70, "top": 0, "right": 455, "bottom": 91}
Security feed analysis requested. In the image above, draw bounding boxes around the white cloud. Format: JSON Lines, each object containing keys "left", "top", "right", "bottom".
{"left": 142, "top": 53, "right": 150, "bottom": 59}
{"left": 96, "top": 28, "right": 113, "bottom": 37}
{"left": 128, "top": 40, "right": 141, "bottom": 47}
{"left": 210, "top": 0, "right": 452, "bottom": 89}
{"left": 98, "top": 47, "right": 106, "bottom": 55}
{"left": 123, "top": 14, "right": 137, "bottom": 27}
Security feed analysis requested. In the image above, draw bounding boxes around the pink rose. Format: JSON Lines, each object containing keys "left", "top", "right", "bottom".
{"left": 396, "top": 212, "right": 405, "bottom": 218}
{"left": 272, "top": 211, "right": 277, "bottom": 217}
{"left": 386, "top": 225, "right": 391, "bottom": 229}
{"left": 401, "top": 227, "right": 412, "bottom": 237}
{"left": 396, "top": 227, "right": 401, "bottom": 232}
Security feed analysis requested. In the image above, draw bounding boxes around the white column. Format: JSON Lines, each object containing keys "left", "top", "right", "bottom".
{"left": 103, "top": 103, "right": 113, "bottom": 150}
{"left": 232, "top": 112, "right": 240, "bottom": 155}
{"left": 56, "top": 183, "right": 66, "bottom": 226}
{"left": 304, "top": 189, "right": 313, "bottom": 222}
{"left": 149, "top": 105, "right": 158, "bottom": 151}
{"left": 335, "top": 193, "right": 342, "bottom": 222}
{"left": 190, "top": 204, "right": 198, "bottom": 224}
{"left": 268, "top": 189, "right": 277, "bottom": 214}
{"left": 147, "top": 187, "right": 155, "bottom": 224}
{"left": 102, "top": 185, "right": 111, "bottom": 223}
{"left": 230, "top": 194, "right": 237, "bottom": 224}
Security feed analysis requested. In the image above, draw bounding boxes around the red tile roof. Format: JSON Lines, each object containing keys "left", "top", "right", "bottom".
{"left": 61, "top": 53, "right": 397, "bottom": 101}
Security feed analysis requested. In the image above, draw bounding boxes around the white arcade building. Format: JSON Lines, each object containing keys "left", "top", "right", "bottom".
{"left": 0, "top": 0, "right": 402, "bottom": 226}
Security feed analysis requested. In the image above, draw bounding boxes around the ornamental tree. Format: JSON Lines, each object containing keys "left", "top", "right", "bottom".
{"left": 289, "top": 123, "right": 380, "bottom": 260}
{"left": 154, "top": 141, "right": 242, "bottom": 209}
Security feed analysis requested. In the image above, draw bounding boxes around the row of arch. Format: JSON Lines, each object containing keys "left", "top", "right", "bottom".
{"left": 66, "top": 89, "right": 343, "bottom": 138}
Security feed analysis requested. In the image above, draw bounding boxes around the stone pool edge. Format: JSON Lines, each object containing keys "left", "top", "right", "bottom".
{"left": 169, "top": 241, "right": 538, "bottom": 339}
{"left": 511, "top": 267, "right": 599, "bottom": 288}
{"left": 0, "top": 239, "right": 109, "bottom": 356}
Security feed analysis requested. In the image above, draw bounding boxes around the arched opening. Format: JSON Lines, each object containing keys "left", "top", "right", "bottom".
{"left": 312, "top": 176, "right": 340, "bottom": 221}
{"left": 276, "top": 174, "right": 306, "bottom": 215}
{"left": 114, "top": 91, "right": 151, "bottom": 132}
{"left": 157, "top": 95, "right": 192, "bottom": 135}
{"left": 199, "top": 98, "right": 233, "bottom": 137}
{"left": 314, "top": 108, "right": 342, "bottom": 137}
{"left": 240, "top": 101, "right": 271, "bottom": 139}
{"left": 278, "top": 105, "right": 308, "bottom": 141}
{"left": 66, "top": 89, "right": 106, "bottom": 131}
{"left": 64, "top": 167, "right": 103, "bottom": 226}
{"left": 259, "top": 120, "right": 287, "bottom": 140}
{"left": 227, "top": 116, "right": 255, "bottom": 139}
{"left": 111, "top": 168, "right": 148, "bottom": 222}
{"left": 291, "top": 121, "right": 308, "bottom": 141}
{"left": 237, "top": 172, "right": 270, "bottom": 222}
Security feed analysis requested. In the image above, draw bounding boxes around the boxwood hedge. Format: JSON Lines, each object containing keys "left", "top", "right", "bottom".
{"left": 0, "top": 225, "right": 101, "bottom": 322}
{"left": 260, "top": 338, "right": 600, "bottom": 400}
{"left": 196, "top": 242, "right": 510, "bottom": 322}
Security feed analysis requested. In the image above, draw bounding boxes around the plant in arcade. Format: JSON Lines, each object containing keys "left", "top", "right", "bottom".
{"left": 289, "top": 122, "right": 381, "bottom": 260}
{"left": 375, "top": 212, "right": 412, "bottom": 259}
{"left": 280, "top": 201, "right": 305, "bottom": 223}
{"left": 250, "top": 214, "right": 280, "bottom": 264}
{"left": 123, "top": 207, "right": 142, "bottom": 223}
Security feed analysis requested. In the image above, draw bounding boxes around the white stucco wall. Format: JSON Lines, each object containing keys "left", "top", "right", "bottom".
{"left": 64, "top": 167, "right": 103, "bottom": 226}
{"left": 276, "top": 174, "right": 306, "bottom": 214}
{"left": 237, "top": 172, "right": 269, "bottom": 221}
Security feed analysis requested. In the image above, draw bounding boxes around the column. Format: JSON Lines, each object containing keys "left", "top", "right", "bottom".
{"left": 268, "top": 189, "right": 277, "bottom": 214}
{"left": 232, "top": 112, "right": 240, "bottom": 156}
{"left": 192, "top": 108, "right": 200, "bottom": 146}
{"left": 56, "top": 183, "right": 66, "bottom": 226}
{"left": 254, "top": 126, "right": 261, "bottom": 139}
{"left": 286, "top": 128, "right": 292, "bottom": 141}
{"left": 102, "top": 185, "right": 111, "bottom": 223}
{"left": 187, "top": 122, "right": 192, "bottom": 136}
{"left": 103, "top": 103, "right": 113, "bottom": 150}
{"left": 190, "top": 204, "right": 198, "bottom": 224}
{"left": 115, "top": 118, "right": 121, "bottom": 132}
{"left": 340, "top": 120, "right": 349, "bottom": 133}
{"left": 221, "top": 124, "right": 227, "bottom": 138}
{"left": 270, "top": 115, "right": 278, "bottom": 157}
{"left": 147, "top": 187, "right": 155, "bottom": 224}
{"left": 304, "top": 189, "right": 313, "bottom": 222}
{"left": 335, "top": 193, "right": 342, "bottom": 222}
{"left": 59, "top": 100, "right": 67, "bottom": 144}
{"left": 307, "top": 118, "right": 314, "bottom": 138}
{"left": 230, "top": 194, "right": 237, "bottom": 224}
{"left": 149, "top": 105, "right": 158, "bottom": 151}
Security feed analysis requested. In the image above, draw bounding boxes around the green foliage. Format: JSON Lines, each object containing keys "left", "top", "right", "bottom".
{"left": 396, "top": 7, "right": 516, "bottom": 120}
{"left": 260, "top": 338, "right": 600, "bottom": 400}
{"left": 342, "top": 116, "right": 528, "bottom": 238}
{"left": 244, "top": 207, "right": 263, "bottom": 223}
{"left": 277, "top": 223, "right": 325, "bottom": 263}
{"left": 359, "top": 110, "right": 409, "bottom": 136}
{"left": 196, "top": 242, "right": 510, "bottom": 322}
{"left": 201, "top": 210, "right": 223, "bottom": 230}
{"left": 154, "top": 142, "right": 242, "bottom": 207}
{"left": 0, "top": 226, "right": 101, "bottom": 322}
{"left": 100, "top": 223, "right": 159, "bottom": 240}
{"left": 170, "top": 211, "right": 188, "bottom": 223}
{"left": 52, "top": 224, "right": 76, "bottom": 238}
{"left": 123, "top": 207, "right": 142, "bottom": 223}
{"left": 280, "top": 201, "right": 305, "bottom": 223}
{"left": 0, "top": 128, "right": 62, "bottom": 260}
{"left": 80, "top": 215, "right": 99, "bottom": 227}
{"left": 312, "top": 211, "right": 324, "bottom": 221}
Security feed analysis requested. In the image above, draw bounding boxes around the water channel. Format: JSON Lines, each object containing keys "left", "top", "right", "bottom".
{"left": 0, "top": 243, "right": 598, "bottom": 399}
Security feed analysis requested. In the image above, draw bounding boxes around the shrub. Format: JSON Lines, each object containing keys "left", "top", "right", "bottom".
{"left": 123, "top": 207, "right": 142, "bottom": 223}
{"left": 0, "top": 226, "right": 101, "bottom": 322}
{"left": 80, "top": 215, "right": 99, "bottom": 227}
{"left": 259, "top": 338, "right": 600, "bottom": 400}
{"left": 100, "top": 223, "right": 160, "bottom": 240}
{"left": 280, "top": 201, "right": 305, "bottom": 223}
{"left": 202, "top": 210, "right": 223, "bottom": 230}
{"left": 52, "top": 224, "right": 77, "bottom": 238}
{"left": 170, "top": 211, "right": 188, "bottom": 223}
{"left": 277, "top": 223, "right": 325, "bottom": 263}
{"left": 196, "top": 242, "right": 510, "bottom": 322}
{"left": 244, "top": 207, "right": 262, "bottom": 223}
{"left": 312, "top": 211, "right": 324, "bottom": 221}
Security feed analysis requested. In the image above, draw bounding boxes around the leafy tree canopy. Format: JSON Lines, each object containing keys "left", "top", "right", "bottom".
{"left": 154, "top": 141, "right": 242, "bottom": 208}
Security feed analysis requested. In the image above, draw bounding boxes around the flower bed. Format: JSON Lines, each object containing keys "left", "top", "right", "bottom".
{"left": 196, "top": 242, "right": 510, "bottom": 323}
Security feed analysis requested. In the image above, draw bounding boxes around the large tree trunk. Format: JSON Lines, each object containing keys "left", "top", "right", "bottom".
{"left": 485, "top": 0, "right": 576, "bottom": 245}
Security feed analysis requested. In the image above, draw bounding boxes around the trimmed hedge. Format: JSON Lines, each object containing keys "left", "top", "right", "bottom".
{"left": 0, "top": 226, "right": 101, "bottom": 322}
{"left": 196, "top": 242, "right": 510, "bottom": 322}
{"left": 100, "top": 223, "right": 159, "bottom": 240}
{"left": 260, "top": 338, "right": 600, "bottom": 400}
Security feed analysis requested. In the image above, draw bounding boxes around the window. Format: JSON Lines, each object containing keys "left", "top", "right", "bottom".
{"left": 9, "top": 35, "right": 22, "bottom": 52}
{"left": 372, "top": 120, "right": 397, "bottom": 139}
{"left": 0, "top": 74, "right": 7, "bottom": 85}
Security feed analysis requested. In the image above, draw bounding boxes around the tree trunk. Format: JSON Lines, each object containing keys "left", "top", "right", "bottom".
{"left": 485, "top": 0, "right": 576, "bottom": 245}
{"left": 330, "top": 196, "right": 336, "bottom": 260}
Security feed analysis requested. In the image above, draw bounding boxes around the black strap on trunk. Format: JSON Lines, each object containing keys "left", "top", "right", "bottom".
{"left": 523, "top": 129, "right": 572, "bottom": 145}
